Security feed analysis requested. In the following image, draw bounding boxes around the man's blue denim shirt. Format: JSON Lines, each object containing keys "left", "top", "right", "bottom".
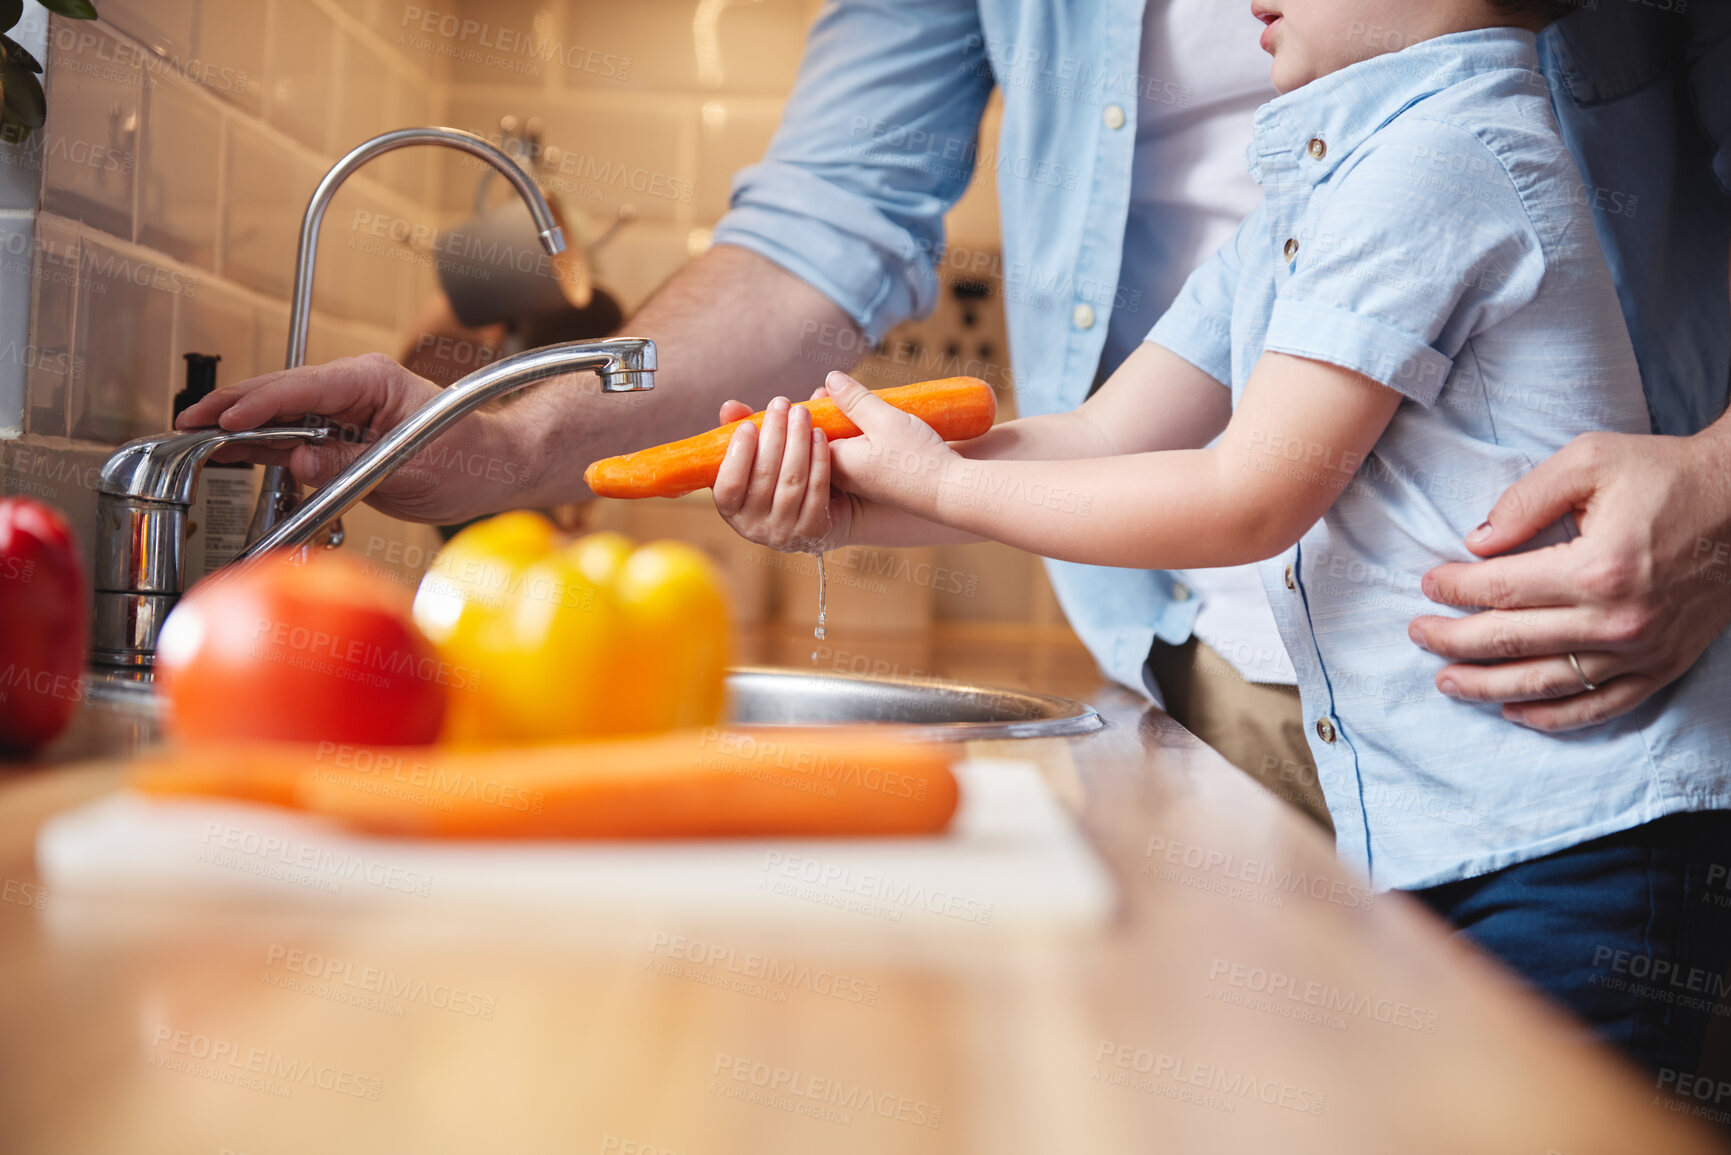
{"left": 712, "top": 1, "right": 1731, "bottom": 702}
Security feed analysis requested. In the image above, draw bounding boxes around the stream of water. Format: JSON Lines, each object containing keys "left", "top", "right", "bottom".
{"left": 811, "top": 552, "right": 827, "bottom": 663}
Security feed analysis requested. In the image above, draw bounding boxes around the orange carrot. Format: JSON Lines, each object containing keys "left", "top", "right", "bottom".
{"left": 129, "top": 746, "right": 306, "bottom": 809}
{"left": 129, "top": 729, "right": 962, "bottom": 839}
{"left": 584, "top": 376, "right": 997, "bottom": 499}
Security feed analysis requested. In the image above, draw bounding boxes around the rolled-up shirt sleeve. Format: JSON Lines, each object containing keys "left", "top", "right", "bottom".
{"left": 1144, "top": 210, "right": 1256, "bottom": 387}
{"left": 711, "top": 0, "right": 996, "bottom": 341}
{"left": 1263, "top": 119, "right": 1546, "bottom": 406}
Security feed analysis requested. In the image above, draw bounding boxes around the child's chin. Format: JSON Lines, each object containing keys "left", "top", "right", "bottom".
{"left": 1269, "top": 60, "right": 1313, "bottom": 95}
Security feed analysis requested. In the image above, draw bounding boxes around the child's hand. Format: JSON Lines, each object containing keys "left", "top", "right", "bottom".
{"left": 821, "top": 371, "right": 961, "bottom": 519}
{"left": 713, "top": 391, "right": 852, "bottom": 553}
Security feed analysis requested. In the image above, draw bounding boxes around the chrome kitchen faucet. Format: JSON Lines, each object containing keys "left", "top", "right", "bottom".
{"left": 89, "top": 128, "right": 656, "bottom": 673}
{"left": 251, "top": 125, "right": 570, "bottom": 546}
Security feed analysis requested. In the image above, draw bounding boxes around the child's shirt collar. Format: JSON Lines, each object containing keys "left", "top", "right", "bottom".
{"left": 1247, "top": 27, "right": 1543, "bottom": 187}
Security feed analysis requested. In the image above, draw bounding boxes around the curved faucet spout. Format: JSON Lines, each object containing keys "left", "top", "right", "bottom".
{"left": 234, "top": 337, "right": 657, "bottom": 562}
{"left": 284, "top": 127, "right": 562, "bottom": 369}
{"left": 252, "top": 126, "right": 565, "bottom": 547}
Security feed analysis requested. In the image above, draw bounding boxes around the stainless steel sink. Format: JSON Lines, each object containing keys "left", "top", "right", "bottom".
{"left": 84, "top": 666, "right": 1103, "bottom": 743}
{"left": 725, "top": 667, "right": 1102, "bottom": 741}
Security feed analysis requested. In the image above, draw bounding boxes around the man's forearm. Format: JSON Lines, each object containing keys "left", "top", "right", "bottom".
{"left": 509, "top": 244, "right": 864, "bottom": 506}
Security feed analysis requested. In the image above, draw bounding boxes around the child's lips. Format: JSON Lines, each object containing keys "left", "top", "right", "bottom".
{"left": 1259, "top": 14, "right": 1282, "bottom": 53}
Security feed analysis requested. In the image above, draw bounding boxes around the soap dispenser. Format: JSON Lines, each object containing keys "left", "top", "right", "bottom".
{"left": 171, "top": 353, "right": 259, "bottom": 582}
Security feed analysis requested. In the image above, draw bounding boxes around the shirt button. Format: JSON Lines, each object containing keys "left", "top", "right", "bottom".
{"left": 1103, "top": 104, "right": 1126, "bottom": 130}
{"left": 1307, "top": 137, "right": 1327, "bottom": 160}
{"left": 1315, "top": 717, "right": 1337, "bottom": 744}
{"left": 1171, "top": 581, "right": 1191, "bottom": 602}
{"left": 1283, "top": 238, "right": 1299, "bottom": 262}
{"left": 1283, "top": 564, "right": 1296, "bottom": 591}
{"left": 1072, "top": 303, "right": 1096, "bottom": 330}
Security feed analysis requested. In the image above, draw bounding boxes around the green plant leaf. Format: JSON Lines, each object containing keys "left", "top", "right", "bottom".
{"left": 2, "top": 58, "right": 44, "bottom": 128}
{"left": 2, "top": 34, "right": 41, "bottom": 73}
{"left": 35, "top": 0, "right": 97, "bottom": 19}
{"left": 0, "top": 1, "right": 22, "bottom": 34}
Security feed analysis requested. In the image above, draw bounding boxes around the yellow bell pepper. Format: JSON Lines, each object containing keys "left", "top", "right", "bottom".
{"left": 412, "top": 514, "right": 730, "bottom": 745}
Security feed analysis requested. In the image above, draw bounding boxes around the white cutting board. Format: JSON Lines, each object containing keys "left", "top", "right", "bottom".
{"left": 36, "top": 758, "right": 1115, "bottom": 936}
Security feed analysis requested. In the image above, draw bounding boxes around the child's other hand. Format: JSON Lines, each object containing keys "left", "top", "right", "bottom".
{"left": 713, "top": 392, "right": 851, "bottom": 554}
{"left": 821, "top": 371, "right": 960, "bottom": 519}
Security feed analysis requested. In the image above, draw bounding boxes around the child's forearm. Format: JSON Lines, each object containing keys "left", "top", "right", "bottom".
{"left": 830, "top": 346, "right": 1233, "bottom": 551}
{"left": 827, "top": 351, "right": 1401, "bottom": 568}
{"left": 913, "top": 449, "right": 1292, "bottom": 569}
{"left": 837, "top": 410, "right": 1114, "bottom": 549}
{"left": 893, "top": 352, "right": 1403, "bottom": 568}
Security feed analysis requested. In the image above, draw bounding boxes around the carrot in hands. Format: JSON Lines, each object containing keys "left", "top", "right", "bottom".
{"left": 584, "top": 376, "right": 997, "bottom": 500}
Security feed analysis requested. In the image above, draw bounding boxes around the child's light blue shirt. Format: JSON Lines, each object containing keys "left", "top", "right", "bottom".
{"left": 1149, "top": 28, "right": 1731, "bottom": 890}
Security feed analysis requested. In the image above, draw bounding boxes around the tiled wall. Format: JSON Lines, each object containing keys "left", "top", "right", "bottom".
{"left": 431, "top": 0, "right": 818, "bottom": 312}
{"left": 431, "top": 0, "right": 1002, "bottom": 311}
{"left": 0, "top": 0, "right": 450, "bottom": 583}
{"left": 0, "top": 0, "right": 1060, "bottom": 633}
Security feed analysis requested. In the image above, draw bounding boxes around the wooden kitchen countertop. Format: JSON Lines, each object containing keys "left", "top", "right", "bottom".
{"left": 0, "top": 624, "right": 1723, "bottom": 1154}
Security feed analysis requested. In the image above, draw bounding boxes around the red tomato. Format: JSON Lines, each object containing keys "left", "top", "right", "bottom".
{"left": 0, "top": 499, "right": 88, "bottom": 755}
{"left": 156, "top": 551, "right": 446, "bottom": 745}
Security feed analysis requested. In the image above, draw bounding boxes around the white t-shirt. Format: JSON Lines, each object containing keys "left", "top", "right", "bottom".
{"left": 1105, "top": 0, "right": 1296, "bottom": 685}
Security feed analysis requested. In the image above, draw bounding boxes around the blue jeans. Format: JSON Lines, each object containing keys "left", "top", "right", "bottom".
{"left": 1413, "top": 812, "right": 1731, "bottom": 1123}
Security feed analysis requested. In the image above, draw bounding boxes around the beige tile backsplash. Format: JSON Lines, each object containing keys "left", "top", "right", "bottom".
{"left": 251, "top": 298, "right": 290, "bottom": 381}
{"left": 1, "top": 0, "right": 1050, "bottom": 630}
{"left": 41, "top": 20, "right": 141, "bottom": 240}
{"left": 264, "top": 0, "right": 336, "bottom": 153}
{"left": 0, "top": 217, "right": 32, "bottom": 438}
{"left": 220, "top": 125, "right": 317, "bottom": 298}
{"left": 22, "top": 213, "right": 77, "bottom": 439}
{"left": 334, "top": 29, "right": 397, "bottom": 160}
{"left": 4, "top": 3, "right": 447, "bottom": 577}
{"left": 384, "top": 81, "right": 435, "bottom": 199}
{"left": 70, "top": 234, "right": 179, "bottom": 443}
{"left": 99, "top": 0, "right": 198, "bottom": 60}
{"left": 558, "top": 0, "right": 810, "bottom": 94}
{"left": 194, "top": 0, "right": 267, "bottom": 114}
{"left": 139, "top": 73, "right": 220, "bottom": 268}
{"left": 695, "top": 99, "right": 780, "bottom": 224}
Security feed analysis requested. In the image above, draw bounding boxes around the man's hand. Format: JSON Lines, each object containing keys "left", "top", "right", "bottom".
{"left": 176, "top": 353, "right": 525, "bottom": 524}
{"left": 1409, "top": 428, "right": 1731, "bottom": 731}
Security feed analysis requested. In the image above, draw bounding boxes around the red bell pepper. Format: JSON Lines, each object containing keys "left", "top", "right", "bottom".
{"left": 0, "top": 498, "right": 88, "bottom": 755}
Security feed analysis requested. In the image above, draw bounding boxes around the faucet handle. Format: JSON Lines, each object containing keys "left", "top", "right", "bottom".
{"left": 98, "top": 426, "right": 330, "bottom": 506}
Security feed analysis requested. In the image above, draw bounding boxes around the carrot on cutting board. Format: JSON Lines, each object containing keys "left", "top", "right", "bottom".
{"left": 129, "top": 746, "right": 307, "bottom": 809}
{"left": 129, "top": 729, "right": 961, "bottom": 839}
{"left": 584, "top": 376, "right": 997, "bottom": 499}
